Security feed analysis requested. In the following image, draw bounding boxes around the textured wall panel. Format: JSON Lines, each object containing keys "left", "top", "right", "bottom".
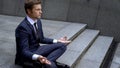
{"left": 100, "top": 0, "right": 120, "bottom": 12}
{"left": 96, "top": 10, "right": 120, "bottom": 42}
{"left": 67, "top": 0, "right": 100, "bottom": 28}
{"left": 95, "top": 0, "right": 120, "bottom": 42}
{"left": 42, "top": 0, "right": 70, "bottom": 21}
{"left": 16, "top": 0, "right": 26, "bottom": 16}
{"left": 0, "top": 0, "right": 3, "bottom": 14}
{"left": 2, "top": 0, "right": 18, "bottom": 15}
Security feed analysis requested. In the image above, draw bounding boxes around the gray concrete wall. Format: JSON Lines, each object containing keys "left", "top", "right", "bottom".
{"left": 1, "top": 0, "right": 19, "bottom": 16}
{"left": 67, "top": 0, "right": 100, "bottom": 28}
{"left": 95, "top": 0, "right": 120, "bottom": 42}
{"left": 0, "top": 0, "right": 120, "bottom": 42}
{"left": 42, "top": 0, "right": 70, "bottom": 21}
{"left": 0, "top": 0, "right": 26, "bottom": 16}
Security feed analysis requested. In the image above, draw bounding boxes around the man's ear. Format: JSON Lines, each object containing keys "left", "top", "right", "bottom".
{"left": 27, "top": 9, "right": 32, "bottom": 14}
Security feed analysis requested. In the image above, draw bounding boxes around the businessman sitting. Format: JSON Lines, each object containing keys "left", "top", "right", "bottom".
{"left": 15, "top": 0, "right": 71, "bottom": 68}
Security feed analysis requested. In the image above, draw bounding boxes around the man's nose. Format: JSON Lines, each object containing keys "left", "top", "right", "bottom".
{"left": 40, "top": 10, "right": 42, "bottom": 14}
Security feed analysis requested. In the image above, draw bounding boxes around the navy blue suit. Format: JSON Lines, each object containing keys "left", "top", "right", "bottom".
{"left": 15, "top": 17, "right": 66, "bottom": 68}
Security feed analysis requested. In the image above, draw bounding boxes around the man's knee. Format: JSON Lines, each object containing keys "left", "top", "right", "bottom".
{"left": 58, "top": 43, "right": 67, "bottom": 51}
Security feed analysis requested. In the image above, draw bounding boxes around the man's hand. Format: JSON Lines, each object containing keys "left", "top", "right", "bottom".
{"left": 58, "top": 36, "right": 71, "bottom": 44}
{"left": 38, "top": 55, "right": 51, "bottom": 65}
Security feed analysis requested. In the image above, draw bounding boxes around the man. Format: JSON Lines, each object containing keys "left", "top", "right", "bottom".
{"left": 15, "top": 0, "right": 71, "bottom": 68}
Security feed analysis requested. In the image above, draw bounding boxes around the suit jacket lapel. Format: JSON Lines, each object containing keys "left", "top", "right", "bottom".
{"left": 25, "top": 18, "right": 36, "bottom": 39}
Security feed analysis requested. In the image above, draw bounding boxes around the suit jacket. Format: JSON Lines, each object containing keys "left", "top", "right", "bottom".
{"left": 15, "top": 17, "right": 53, "bottom": 65}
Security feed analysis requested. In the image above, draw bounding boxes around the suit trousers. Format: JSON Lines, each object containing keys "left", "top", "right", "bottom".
{"left": 34, "top": 43, "right": 67, "bottom": 68}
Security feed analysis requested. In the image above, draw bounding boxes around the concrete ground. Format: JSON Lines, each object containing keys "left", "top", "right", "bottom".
{"left": 0, "top": 15, "right": 70, "bottom": 68}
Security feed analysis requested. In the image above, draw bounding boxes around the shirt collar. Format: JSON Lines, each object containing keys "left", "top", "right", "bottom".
{"left": 26, "top": 16, "right": 37, "bottom": 25}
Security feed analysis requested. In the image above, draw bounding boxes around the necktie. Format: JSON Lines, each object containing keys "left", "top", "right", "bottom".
{"left": 34, "top": 22, "right": 40, "bottom": 41}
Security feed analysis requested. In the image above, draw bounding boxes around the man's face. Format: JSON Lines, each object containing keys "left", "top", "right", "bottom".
{"left": 28, "top": 4, "right": 42, "bottom": 19}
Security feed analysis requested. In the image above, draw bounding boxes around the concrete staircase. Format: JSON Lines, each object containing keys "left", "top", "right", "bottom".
{"left": 0, "top": 15, "right": 114, "bottom": 68}
{"left": 48, "top": 21, "right": 114, "bottom": 68}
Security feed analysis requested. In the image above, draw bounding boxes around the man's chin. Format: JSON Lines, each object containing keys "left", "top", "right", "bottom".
{"left": 36, "top": 17, "right": 41, "bottom": 19}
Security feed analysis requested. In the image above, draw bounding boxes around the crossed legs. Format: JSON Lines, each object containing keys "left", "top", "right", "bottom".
{"left": 35, "top": 43, "right": 67, "bottom": 68}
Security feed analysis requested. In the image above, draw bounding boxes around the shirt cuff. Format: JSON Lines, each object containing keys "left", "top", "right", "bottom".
{"left": 53, "top": 39, "right": 58, "bottom": 43}
{"left": 32, "top": 54, "right": 40, "bottom": 60}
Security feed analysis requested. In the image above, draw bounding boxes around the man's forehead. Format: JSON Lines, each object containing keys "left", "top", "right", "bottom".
{"left": 33, "top": 4, "right": 42, "bottom": 9}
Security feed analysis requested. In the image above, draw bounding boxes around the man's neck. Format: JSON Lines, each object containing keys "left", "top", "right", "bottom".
{"left": 27, "top": 15, "right": 37, "bottom": 25}
{"left": 27, "top": 15, "right": 37, "bottom": 21}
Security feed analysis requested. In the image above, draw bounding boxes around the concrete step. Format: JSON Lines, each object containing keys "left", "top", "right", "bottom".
{"left": 74, "top": 36, "right": 113, "bottom": 68}
{"left": 40, "top": 23, "right": 86, "bottom": 46}
{"left": 110, "top": 43, "right": 120, "bottom": 68}
{"left": 41, "top": 19, "right": 71, "bottom": 37}
{"left": 56, "top": 29, "right": 100, "bottom": 68}
{"left": 49, "top": 23, "right": 87, "bottom": 40}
